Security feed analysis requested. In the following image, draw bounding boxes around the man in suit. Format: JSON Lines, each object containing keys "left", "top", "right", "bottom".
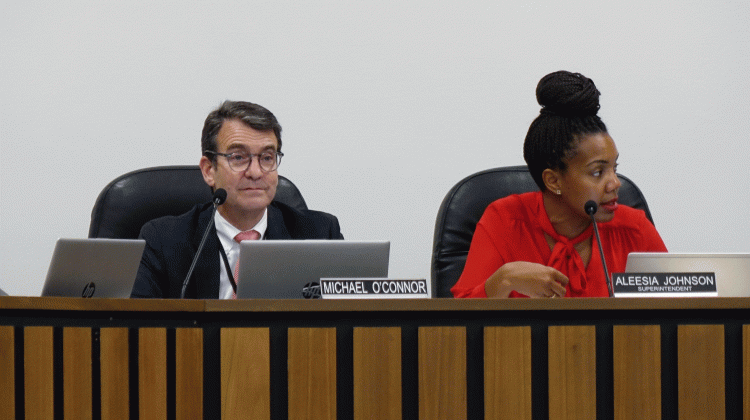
{"left": 131, "top": 101, "right": 343, "bottom": 299}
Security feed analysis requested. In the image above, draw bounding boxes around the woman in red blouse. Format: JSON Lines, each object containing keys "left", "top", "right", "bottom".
{"left": 451, "top": 71, "right": 667, "bottom": 299}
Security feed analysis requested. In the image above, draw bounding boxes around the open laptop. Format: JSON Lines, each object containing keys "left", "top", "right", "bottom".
{"left": 236, "top": 240, "right": 390, "bottom": 299}
{"left": 625, "top": 253, "right": 750, "bottom": 297}
{"left": 41, "top": 238, "right": 146, "bottom": 298}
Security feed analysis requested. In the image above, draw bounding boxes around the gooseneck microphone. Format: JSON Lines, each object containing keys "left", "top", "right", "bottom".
{"left": 180, "top": 188, "right": 227, "bottom": 299}
{"left": 585, "top": 200, "right": 614, "bottom": 297}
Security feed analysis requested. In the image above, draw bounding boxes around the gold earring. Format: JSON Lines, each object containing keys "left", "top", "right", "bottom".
{"left": 556, "top": 190, "right": 561, "bottom": 195}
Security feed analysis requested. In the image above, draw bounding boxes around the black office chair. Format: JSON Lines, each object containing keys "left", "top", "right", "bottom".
{"left": 431, "top": 165, "right": 653, "bottom": 298}
{"left": 89, "top": 165, "right": 308, "bottom": 239}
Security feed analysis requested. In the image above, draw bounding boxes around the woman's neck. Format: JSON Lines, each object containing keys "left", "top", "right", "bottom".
{"left": 542, "top": 193, "right": 590, "bottom": 239}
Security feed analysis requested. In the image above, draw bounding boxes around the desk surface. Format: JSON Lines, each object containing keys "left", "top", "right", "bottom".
{"left": 2, "top": 295, "right": 749, "bottom": 312}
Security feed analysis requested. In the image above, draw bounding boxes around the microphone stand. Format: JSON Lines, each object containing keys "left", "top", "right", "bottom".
{"left": 180, "top": 189, "right": 226, "bottom": 299}
{"left": 585, "top": 201, "right": 614, "bottom": 297}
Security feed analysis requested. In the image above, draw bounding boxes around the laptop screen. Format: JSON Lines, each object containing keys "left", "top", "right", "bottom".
{"left": 236, "top": 240, "right": 390, "bottom": 299}
{"left": 41, "top": 238, "right": 145, "bottom": 298}
{"left": 625, "top": 253, "right": 750, "bottom": 297}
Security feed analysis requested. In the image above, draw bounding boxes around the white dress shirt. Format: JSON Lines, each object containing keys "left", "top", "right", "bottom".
{"left": 214, "top": 210, "right": 268, "bottom": 299}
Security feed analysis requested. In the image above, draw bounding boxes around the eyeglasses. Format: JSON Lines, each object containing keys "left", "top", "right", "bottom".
{"left": 204, "top": 150, "right": 284, "bottom": 173}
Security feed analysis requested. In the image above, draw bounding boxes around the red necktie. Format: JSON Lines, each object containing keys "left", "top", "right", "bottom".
{"left": 232, "top": 229, "right": 260, "bottom": 298}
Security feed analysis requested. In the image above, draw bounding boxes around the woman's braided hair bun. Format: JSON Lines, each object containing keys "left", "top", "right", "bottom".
{"left": 536, "top": 71, "right": 601, "bottom": 118}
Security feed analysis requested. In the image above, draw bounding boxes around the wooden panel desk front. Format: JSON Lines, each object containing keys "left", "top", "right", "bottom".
{"left": 1, "top": 296, "right": 748, "bottom": 419}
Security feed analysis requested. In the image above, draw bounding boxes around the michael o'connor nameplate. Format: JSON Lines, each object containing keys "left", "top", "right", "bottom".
{"left": 320, "top": 278, "right": 431, "bottom": 299}
{"left": 612, "top": 272, "right": 718, "bottom": 297}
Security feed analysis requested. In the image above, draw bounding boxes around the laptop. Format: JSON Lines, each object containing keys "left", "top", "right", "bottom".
{"left": 41, "top": 238, "right": 146, "bottom": 298}
{"left": 236, "top": 240, "right": 390, "bottom": 299}
{"left": 625, "top": 253, "right": 750, "bottom": 297}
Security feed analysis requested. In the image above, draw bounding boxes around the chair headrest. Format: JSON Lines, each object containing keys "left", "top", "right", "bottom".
{"left": 88, "top": 165, "right": 307, "bottom": 239}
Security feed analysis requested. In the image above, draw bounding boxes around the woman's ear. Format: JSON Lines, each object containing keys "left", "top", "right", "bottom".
{"left": 542, "top": 168, "right": 561, "bottom": 195}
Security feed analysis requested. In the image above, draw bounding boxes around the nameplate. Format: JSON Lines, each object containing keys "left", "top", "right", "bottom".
{"left": 612, "top": 272, "right": 718, "bottom": 297}
{"left": 320, "top": 278, "right": 431, "bottom": 299}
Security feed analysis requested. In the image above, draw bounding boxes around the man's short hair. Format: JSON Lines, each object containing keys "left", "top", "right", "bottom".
{"left": 201, "top": 101, "right": 282, "bottom": 159}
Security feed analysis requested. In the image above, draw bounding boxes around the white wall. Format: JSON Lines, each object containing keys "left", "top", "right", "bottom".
{"left": 2, "top": 1, "right": 749, "bottom": 297}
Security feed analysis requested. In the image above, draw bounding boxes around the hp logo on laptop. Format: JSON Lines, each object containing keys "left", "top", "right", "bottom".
{"left": 301, "top": 282, "right": 321, "bottom": 299}
{"left": 81, "top": 282, "right": 96, "bottom": 298}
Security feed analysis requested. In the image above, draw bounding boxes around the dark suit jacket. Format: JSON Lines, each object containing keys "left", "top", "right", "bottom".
{"left": 131, "top": 201, "right": 343, "bottom": 298}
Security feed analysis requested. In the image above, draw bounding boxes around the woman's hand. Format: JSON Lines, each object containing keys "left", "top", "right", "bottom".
{"left": 484, "top": 261, "right": 569, "bottom": 298}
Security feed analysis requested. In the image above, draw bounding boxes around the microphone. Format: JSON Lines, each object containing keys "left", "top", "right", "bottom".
{"left": 585, "top": 200, "right": 614, "bottom": 297}
{"left": 180, "top": 189, "right": 227, "bottom": 298}
{"left": 212, "top": 189, "right": 228, "bottom": 206}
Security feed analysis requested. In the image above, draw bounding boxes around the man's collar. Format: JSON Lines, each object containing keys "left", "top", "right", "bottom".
{"left": 215, "top": 207, "right": 268, "bottom": 244}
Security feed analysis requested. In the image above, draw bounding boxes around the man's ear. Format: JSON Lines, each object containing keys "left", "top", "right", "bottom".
{"left": 199, "top": 156, "right": 216, "bottom": 189}
{"left": 542, "top": 168, "right": 561, "bottom": 195}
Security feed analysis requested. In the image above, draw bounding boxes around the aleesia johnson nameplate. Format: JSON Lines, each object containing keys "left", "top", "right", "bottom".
{"left": 612, "top": 272, "right": 718, "bottom": 297}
